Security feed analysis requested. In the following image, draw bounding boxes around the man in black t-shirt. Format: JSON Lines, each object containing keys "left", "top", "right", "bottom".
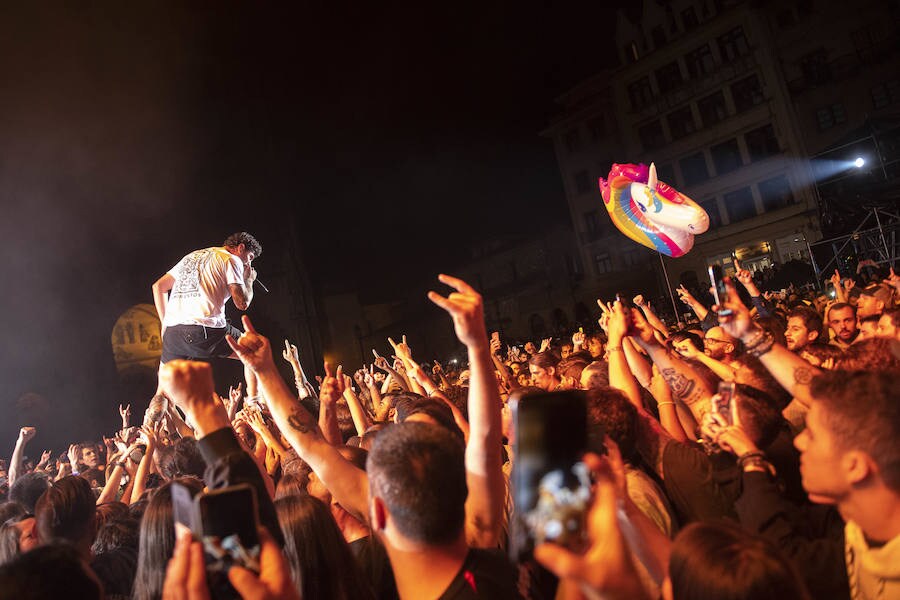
{"left": 368, "top": 422, "right": 521, "bottom": 600}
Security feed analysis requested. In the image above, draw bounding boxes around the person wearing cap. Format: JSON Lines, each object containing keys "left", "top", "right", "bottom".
{"left": 857, "top": 282, "right": 895, "bottom": 319}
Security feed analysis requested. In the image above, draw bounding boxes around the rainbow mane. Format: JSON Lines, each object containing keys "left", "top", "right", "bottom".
{"left": 598, "top": 162, "right": 709, "bottom": 258}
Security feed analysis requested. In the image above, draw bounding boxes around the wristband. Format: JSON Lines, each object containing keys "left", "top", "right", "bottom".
{"left": 606, "top": 346, "right": 623, "bottom": 353}
{"left": 657, "top": 401, "right": 676, "bottom": 408}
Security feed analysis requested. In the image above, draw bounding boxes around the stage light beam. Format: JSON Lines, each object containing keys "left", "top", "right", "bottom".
{"left": 854, "top": 157, "right": 865, "bottom": 168}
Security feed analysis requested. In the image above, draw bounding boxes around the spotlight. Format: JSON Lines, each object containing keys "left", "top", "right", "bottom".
{"left": 854, "top": 157, "right": 865, "bottom": 168}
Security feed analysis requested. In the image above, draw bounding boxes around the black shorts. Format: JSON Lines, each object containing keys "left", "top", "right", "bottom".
{"left": 160, "top": 323, "right": 243, "bottom": 364}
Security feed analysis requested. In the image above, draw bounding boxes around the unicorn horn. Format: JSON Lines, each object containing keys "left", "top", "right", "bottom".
{"left": 647, "top": 162, "right": 658, "bottom": 190}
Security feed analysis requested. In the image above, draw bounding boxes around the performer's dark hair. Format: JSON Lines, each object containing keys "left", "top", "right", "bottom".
{"left": 223, "top": 232, "right": 262, "bottom": 258}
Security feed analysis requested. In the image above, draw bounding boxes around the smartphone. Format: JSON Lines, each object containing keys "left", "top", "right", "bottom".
{"left": 171, "top": 483, "right": 262, "bottom": 599}
{"left": 509, "top": 390, "right": 591, "bottom": 561}
{"left": 708, "top": 265, "right": 733, "bottom": 316}
{"left": 712, "top": 381, "right": 736, "bottom": 426}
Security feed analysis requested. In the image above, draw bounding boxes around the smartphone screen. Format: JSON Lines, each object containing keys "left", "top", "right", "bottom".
{"left": 712, "top": 381, "right": 736, "bottom": 426}
{"left": 509, "top": 390, "right": 590, "bottom": 561}
{"left": 197, "top": 485, "right": 260, "bottom": 551}
{"left": 708, "top": 265, "right": 733, "bottom": 316}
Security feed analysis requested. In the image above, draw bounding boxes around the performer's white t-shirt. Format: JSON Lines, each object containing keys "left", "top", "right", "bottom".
{"left": 164, "top": 247, "right": 244, "bottom": 328}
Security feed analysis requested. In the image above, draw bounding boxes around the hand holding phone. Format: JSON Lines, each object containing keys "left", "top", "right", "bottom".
{"left": 708, "top": 265, "right": 733, "bottom": 316}
{"left": 509, "top": 390, "right": 591, "bottom": 561}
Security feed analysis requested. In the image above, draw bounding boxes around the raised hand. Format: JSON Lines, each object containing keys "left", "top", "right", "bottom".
{"left": 632, "top": 294, "right": 645, "bottom": 307}
{"left": 534, "top": 453, "right": 645, "bottom": 600}
{"left": 572, "top": 329, "right": 585, "bottom": 347}
{"left": 830, "top": 269, "right": 842, "bottom": 290}
{"left": 281, "top": 339, "right": 300, "bottom": 364}
{"left": 18, "top": 427, "right": 36, "bottom": 444}
{"left": 229, "top": 382, "right": 243, "bottom": 404}
{"left": 715, "top": 278, "right": 753, "bottom": 340}
{"left": 675, "top": 284, "right": 695, "bottom": 304}
{"left": 225, "top": 316, "right": 276, "bottom": 373}
{"left": 119, "top": 404, "right": 131, "bottom": 428}
{"left": 158, "top": 360, "right": 229, "bottom": 438}
{"left": 539, "top": 337, "right": 552, "bottom": 353}
{"left": 432, "top": 360, "right": 443, "bottom": 375}
{"left": 37, "top": 449, "right": 52, "bottom": 468}
{"left": 228, "top": 528, "right": 300, "bottom": 600}
{"left": 318, "top": 361, "right": 342, "bottom": 406}
{"left": 389, "top": 335, "right": 413, "bottom": 362}
{"left": 67, "top": 444, "right": 80, "bottom": 469}
{"left": 733, "top": 258, "right": 753, "bottom": 287}
{"left": 604, "top": 301, "right": 626, "bottom": 345}
{"left": 363, "top": 366, "right": 375, "bottom": 388}
{"left": 427, "top": 274, "right": 488, "bottom": 349}
{"left": 489, "top": 336, "right": 502, "bottom": 356}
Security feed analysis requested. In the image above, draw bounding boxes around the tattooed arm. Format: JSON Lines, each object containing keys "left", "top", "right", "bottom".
{"left": 639, "top": 344, "right": 714, "bottom": 424}
{"left": 227, "top": 317, "right": 370, "bottom": 523}
{"left": 752, "top": 345, "right": 820, "bottom": 405}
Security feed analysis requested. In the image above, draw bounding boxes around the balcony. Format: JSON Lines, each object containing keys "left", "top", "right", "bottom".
{"left": 787, "top": 33, "right": 900, "bottom": 96}
{"left": 628, "top": 50, "right": 758, "bottom": 120}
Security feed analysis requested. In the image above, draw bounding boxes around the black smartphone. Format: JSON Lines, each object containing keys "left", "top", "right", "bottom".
{"left": 171, "top": 483, "right": 262, "bottom": 599}
{"left": 708, "top": 265, "right": 733, "bottom": 316}
{"left": 509, "top": 390, "right": 591, "bottom": 562}
{"left": 712, "top": 381, "right": 736, "bottom": 427}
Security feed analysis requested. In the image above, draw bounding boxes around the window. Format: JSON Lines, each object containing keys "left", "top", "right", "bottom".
{"left": 758, "top": 175, "right": 795, "bottom": 212}
{"left": 564, "top": 129, "right": 582, "bottom": 153}
{"left": 628, "top": 77, "right": 654, "bottom": 110}
{"left": 682, "top": 7, "right": 699, "bottom": 30}
{"left": 584, "top": 210, "right": 602, "bottom": 239}
{"left": 815, "top": 104, "right": 847, "bottom": 131}
{"left": 698, "top": 91, "right": 727, "bottom": 126}
{"left": 624, "top": 41, "right": 640, "bottom": 64}
{"left": 651, "top": 25, "right": 667, "bottom": 49}
{"left": 685, "top": 44, "right": 715, "bottom": 79}
{"left": 745, "top": 124, "right": 780, "bottom": 161}
{"left": 594, "top": 253, "right": 613, "bottom": 274}
{"left": 712, "top": 139, "right": 743, "bottom": 175}
{"left": 852, "top": 24, "right": 886, "bottom": 63}
{"left": 723, "top": 187, "right": 757, "bottom": 222}
{"left": 800, "top": 50, "right": 831, "bottom": 85}
{"left": 680, "top": 152, "right": 709, "bottom": 186}
{"left": 717, "top": 26, "right": 749, "bottom": 62}
{"left": 667, "top": 106, "right": 696, "bottom": 139}
{"left": 731, "top": 75, "right": 764, "bottom": 113}
{"left": 588, "top": 116, "right": 606, "bottom": 140}
{"left": 871, "top": 80, "right": 900, "bottom": 109}
{"left": 574, "top": 170, "right": 591, "bottom": 194}
{"left": 656, "top": 163, "right": 677, "bottom": 186}
{"left": 700, "top": 198, "right": 722, "bottom": 228}
{"left": 638, "top": 120, "right": 666, "bottom": 151}
{"left": 775, "top": 9, "right": 797, "bottom": 29}
{"left": 656, "top": 61, "right": 683, "bottom": 94}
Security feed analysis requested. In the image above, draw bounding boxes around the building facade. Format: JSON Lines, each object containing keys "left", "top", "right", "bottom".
{"left": 543, "top": 0, "right": 899, "bottom": 295}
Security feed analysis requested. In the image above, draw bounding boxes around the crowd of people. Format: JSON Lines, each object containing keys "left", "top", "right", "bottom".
{"left": 1, "top": 253, "right": 899, "bottom": 599}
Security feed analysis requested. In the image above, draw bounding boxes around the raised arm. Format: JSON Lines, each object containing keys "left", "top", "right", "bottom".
{"left": 716, "top": 279, "right": 820, "bottom": 404}
{"left": 9, "top": 427, "right": 36, "bottom": 486}
{"left": 603, "top": 301, "right": 643, "bottom": 408}
{"left": 676, "top": 284, "right": 708, "bottom": 322}
{"left": 631, "top": 310, "right": 715, "bottom": 424}
{"left": 427, "top": 274, "right": 504, "bottom": 548}
{"left": 633, "top": 295, "right": 669, "bottom": 337}
{"left": 227, "top": 318, "right": 371, "bottom": 523}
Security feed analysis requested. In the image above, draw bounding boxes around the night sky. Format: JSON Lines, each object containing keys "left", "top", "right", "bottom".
{"left": 1, "top": 2, "right": 620, "bottom": 449}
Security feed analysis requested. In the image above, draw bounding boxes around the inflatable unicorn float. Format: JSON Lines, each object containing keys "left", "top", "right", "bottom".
{"left": 598, "top": 162, "right": 709, "bottom": 257}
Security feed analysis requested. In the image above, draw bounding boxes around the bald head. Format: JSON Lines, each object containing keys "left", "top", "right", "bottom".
{"left": 704, "top": 326, "right": 737, "bottom": 360}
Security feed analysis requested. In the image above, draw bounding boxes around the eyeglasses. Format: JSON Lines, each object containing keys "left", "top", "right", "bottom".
{"left": 704, "top": 338, "right": 731, "bottom": 345}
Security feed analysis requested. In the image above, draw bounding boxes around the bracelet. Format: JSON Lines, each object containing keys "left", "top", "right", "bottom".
{"left": 746, "top": 331, "right": 775, "bottom": 358}
{"left": 741, "top": 327, "right": 766, "bottom": 350}
{"left": 737, "top": 451, "right": 776, "bottom": 476}
{"left": 657, "top": 401, "right": 676, "bottom": 408}
{"left": 606, "top": 346, "right": 623, "bottom": 353}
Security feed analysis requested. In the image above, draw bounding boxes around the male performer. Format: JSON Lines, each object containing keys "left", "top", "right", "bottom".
{"left": 152, "top": 232, "right": 261, "bottom": 363}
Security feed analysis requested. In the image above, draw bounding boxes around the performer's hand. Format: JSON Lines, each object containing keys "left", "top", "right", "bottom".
{"left": 226, "top": 316, "right": 276, "bottom": 373}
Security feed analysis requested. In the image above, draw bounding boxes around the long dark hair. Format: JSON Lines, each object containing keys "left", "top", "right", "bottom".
{"left": 669, "top": 522, "right": 810, "bottom": 600}
{"left": 275, "top": 494, "right": 374, "bottom": 600}
{"left": 132, "top": 477, "right": 203, "bottom": 600}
